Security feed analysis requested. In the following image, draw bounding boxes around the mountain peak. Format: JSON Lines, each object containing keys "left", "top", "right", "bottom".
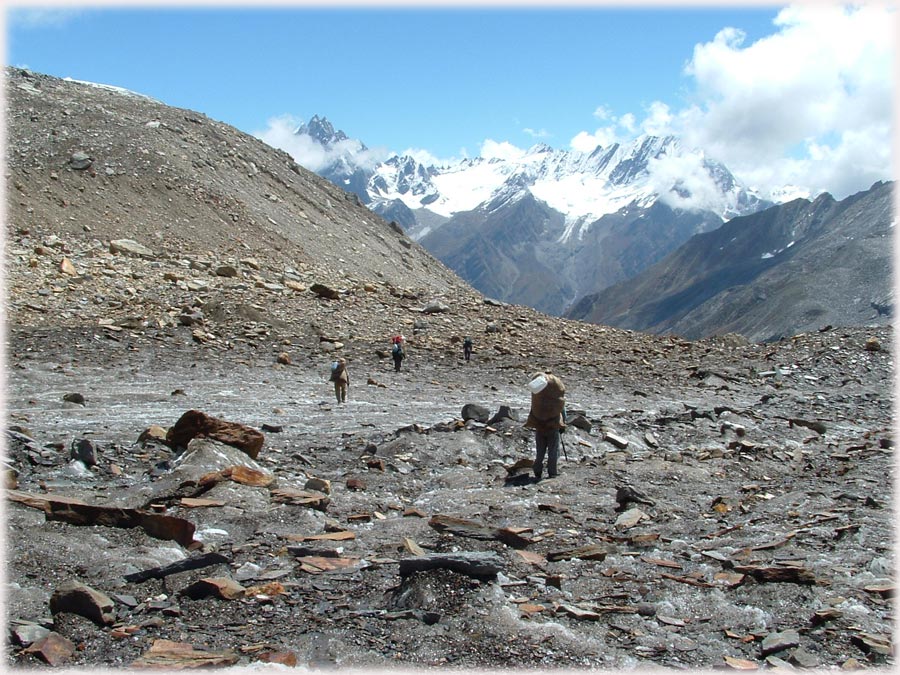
{"left": 294, "top": 115, "right": 351, "bottom": 147}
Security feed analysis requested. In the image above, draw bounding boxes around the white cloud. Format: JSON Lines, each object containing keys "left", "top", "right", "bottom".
{"left": 254, "top": 114, "right": 388, "bottom": 172}
{"left": 523, "top": 127, "right": 551, "bottom": 140}
{"left": 680, "top": 4, "right": 894, "bottom": 199}
{"left": 7, "top": 8, "right": 82, "bottom": 29}
{"left": 481, "top": 139, "right": 527, "bottom": 161}
{"left": 647, "top": 153, "right": 725, "bottom": 213}
{"left": 578, "top": 4, "right": 894, "bottom": 201}
{"left": 641, "top": 102, "right": 675, "bottom": 137}
{"left": 569, "top": 108, "right": 639, "bottom": 152}
{"left": 571, "top": 128, "right": 619, "bottom": 152}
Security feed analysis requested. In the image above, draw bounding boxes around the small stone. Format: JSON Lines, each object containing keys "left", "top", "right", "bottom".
{"left": 69, "top": 151, "right": 92, "bottom": 170}
{"left": 59, "top": 257, "right": 77, "bottom": 276}
{"left": 304, "top": 477, "right": 332, "bottom": 494}
{"left": 215, "top": 264, "right": 238, "bottom": 278}
{"left": 614, "top": 507, "right": 649, "bottom": 530}
{"left": 761, "top": 629, "right": 801, "bottom": 656}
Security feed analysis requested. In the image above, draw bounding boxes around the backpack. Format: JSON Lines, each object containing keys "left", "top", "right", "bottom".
{"left": 329, "top": 361, "right": 340, "bottom": 382}
{"left": 392, "top": 343, "right": 404, "bottom": 358}
{"left": 463, "top": 337, "right": 472, "bottom": 349}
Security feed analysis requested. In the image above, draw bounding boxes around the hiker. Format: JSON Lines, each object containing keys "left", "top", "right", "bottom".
{"left": 391, "top": 340, "right": 405, "bottom": 372}
{"left": 524, "top": 372, "right": 567, "bottom": 480}
{"left": 329, "top": 357, "right": 350, "bottom": 403}
{"left": 463, "top": 336, "right": 473, "bottom": 362}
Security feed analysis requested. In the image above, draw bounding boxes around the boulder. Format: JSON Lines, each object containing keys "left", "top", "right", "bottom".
{"left": 422, "top": 300, "right": 449, "bottom": 314}
{"left": 310, "top": 283, "right": 340, "bottom": 299}
{"left": 461, "top": 403, "right": 490, "bottom": 423}
{"left": 487, "top": 405, "right": 518, "bottom": 425}
{"left": 49, "top": 581, "right": 116, "bottom": 626}
{"left": 398, "top": 551, "right": 503, "bottom": 579}
{"left": 109, "top": 239, "right": 155, "bottom": 259}
{"left": 166, "top": 410, "right": 264, "bottom": 459}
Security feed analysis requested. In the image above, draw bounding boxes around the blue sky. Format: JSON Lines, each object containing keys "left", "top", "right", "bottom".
{"left": 5, "top": 3, "right": 895, "bottom": 200}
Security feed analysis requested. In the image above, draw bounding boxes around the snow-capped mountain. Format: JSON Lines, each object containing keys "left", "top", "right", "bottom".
{"left": 288, "top": 117, "right": 772, "bottom": 314}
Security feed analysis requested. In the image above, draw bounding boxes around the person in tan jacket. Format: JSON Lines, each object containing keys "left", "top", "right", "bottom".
{"left": 329, "top": 358, "right": 350, "bottom": 403}
{"left": 524, "top": 372, "right": 566, "bottom": 480}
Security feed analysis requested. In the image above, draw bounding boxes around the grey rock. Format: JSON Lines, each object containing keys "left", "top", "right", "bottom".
{"left": 109, "top": 239, "right": 154, "bottom": 259}
{"left": 761, "top": 629, "right": 801, "bottom": 656}
{"left": 461, "top": 403, "right": 490, "bottom": 423}
{"left": 69, "top": 151, "right": 92, "bottom": 169}
{"left": 398, "top": 551, "right": 503, "bottom": 579}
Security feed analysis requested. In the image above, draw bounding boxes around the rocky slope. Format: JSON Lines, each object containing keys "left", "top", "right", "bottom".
{"left": 3, "top": 68, "right": 895, "bottom": 671}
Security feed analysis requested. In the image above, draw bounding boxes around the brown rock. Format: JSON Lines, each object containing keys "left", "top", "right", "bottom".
{"left": 304, "top": 477, "right": 332, "bottom": 494}
{"left": 257, "top": 650, "right": 299, "bottom": 667}
{"left": 179, "top": 577, "right": 246, "bottom": 600}
{"left": 166, "top": 409, "right": 264, "bottom": 459}
{"left": 136, "top": 424, "right": 168, "bottom": 446}
{"left": 59, "top": 257, "right": 77, "bottom": 276}
{"left": 132, "top": 639, "right": 239, "bottom": 668}
{"left": 21, "top": 632, "right": 76, "bottom": 666}
{"left": 49, "top": 581, "right": 116, "bottom": 626}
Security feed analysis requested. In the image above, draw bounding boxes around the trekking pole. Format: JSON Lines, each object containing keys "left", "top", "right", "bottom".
{"left": 560, "top": 431, "right": 569, "bottom": 462}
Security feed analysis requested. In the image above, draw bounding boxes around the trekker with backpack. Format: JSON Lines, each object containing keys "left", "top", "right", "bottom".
{"left": 329, "top": 357, "right": 350, "bottom": 403}
{"left": 524, "top": 372, "right": 567, "bottom": 480}
{"left": 463, "top": 336, "right": 473, "bottom": 362}
{"left": 391, "top": 341, "right": 405, "bottom": 372}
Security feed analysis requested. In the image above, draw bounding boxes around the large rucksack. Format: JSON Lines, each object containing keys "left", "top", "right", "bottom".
{"left": 329, "top": 361, "right": 340, "bottom": 382}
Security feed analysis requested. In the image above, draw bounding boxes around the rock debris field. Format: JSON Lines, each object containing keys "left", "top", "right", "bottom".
{"left": 3, "top": 67, "right": 895, "bottom": 671}
{"left": 5, "top": 321, "right": 894, "bottom": 671}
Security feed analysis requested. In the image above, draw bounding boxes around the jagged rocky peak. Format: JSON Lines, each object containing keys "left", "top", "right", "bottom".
{"left": 294, "top": 114, "right": 356, "bottom": 148}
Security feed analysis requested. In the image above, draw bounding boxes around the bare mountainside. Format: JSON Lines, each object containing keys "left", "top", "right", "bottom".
{"left": 3, "top": 67, "right": 895, "bottom": 671}
{"left": 5, "top": 67, "right": 474, "bottom": 336}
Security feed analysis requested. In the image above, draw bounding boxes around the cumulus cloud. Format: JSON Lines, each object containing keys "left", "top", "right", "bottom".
{"left": 676, "top": 4, "right": 894, "bottom": 199}
{"left": 481, "top": 139, "right": 527, "bottom": 161}
{"left": 569, "top": 107, "right": 639, "bottom": 152}
{"left": 647, "top": 153, "right": 725, "bottom": 213}
{"left": 254, "top": 114, "right": 388, "bottom": 172}
{"left": 578, "top": 4, "right": 895, "bottom": 200}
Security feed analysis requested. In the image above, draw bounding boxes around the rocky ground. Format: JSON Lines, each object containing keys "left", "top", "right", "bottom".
{"left": 3, "top": 66, "right": 895, "bottom": 671}
{"left": 5, "top": 319, "right": 894, "bottom": 671}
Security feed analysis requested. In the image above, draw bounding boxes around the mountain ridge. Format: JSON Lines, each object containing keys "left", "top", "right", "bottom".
{"left": 566, "top": 180, "right": 894, "bottom": 342}
{"left": 289, "top": 116, "right": 775, "bottom": 315}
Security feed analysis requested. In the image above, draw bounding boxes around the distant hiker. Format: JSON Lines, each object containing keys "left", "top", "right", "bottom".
{"left": 329, "top": 357, "right": 350, "bottom": 403}
{"left": 391, "top": 341, "right": 405, "bottom": 372}
{"left": 524, "top": 372, "right": 567, "bottom": 480}
{"left": 463, "top": 336, "right": 473, "bottom": 362}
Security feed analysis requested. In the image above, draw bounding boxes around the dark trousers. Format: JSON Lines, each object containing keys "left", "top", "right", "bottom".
{"left": 393, "top": 356, "right": 402, "bottom": 371}
{"left": 533, "top": 429, "right": 560, "bottom": 478}
{"left": 334, "top": 381, "right": 347, "bottom": 403}
{"left": 464, "top": 347, "right": 471, "bottom": 361}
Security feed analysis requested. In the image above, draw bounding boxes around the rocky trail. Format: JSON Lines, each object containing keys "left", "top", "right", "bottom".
{"left": 5, "top": 322, "right": 894, "bottom": 670}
